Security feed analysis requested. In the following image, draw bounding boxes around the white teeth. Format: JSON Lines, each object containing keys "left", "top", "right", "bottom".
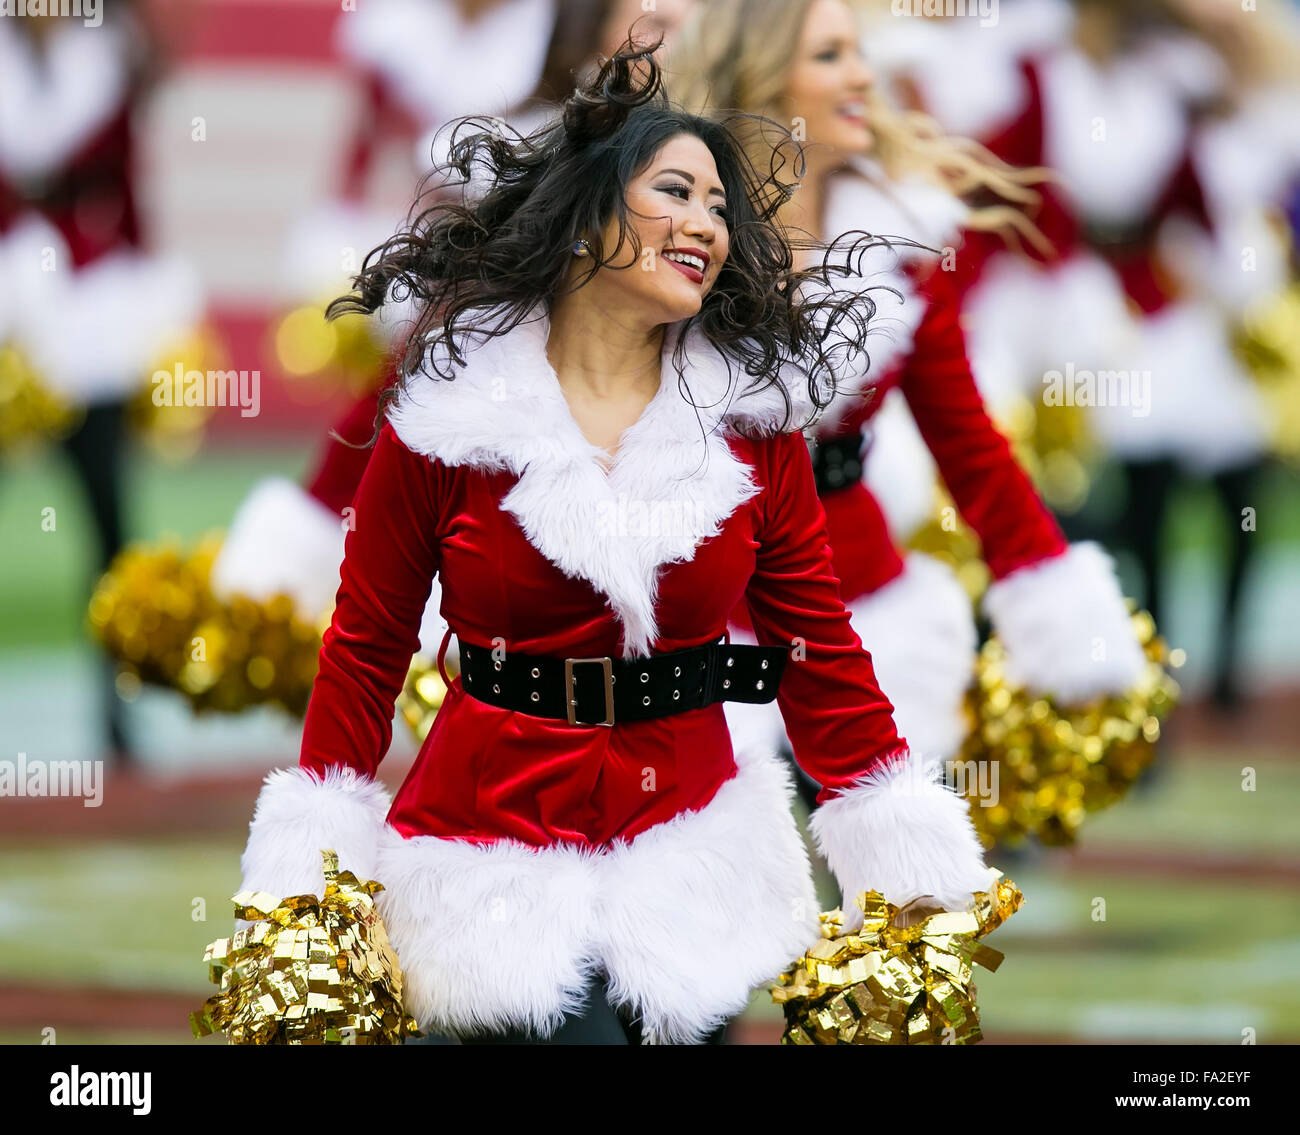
{"left": 663, "top": 251, "right": 706, "bottom": 272}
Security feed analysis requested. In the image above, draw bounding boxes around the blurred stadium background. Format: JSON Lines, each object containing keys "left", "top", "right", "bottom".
{"left": 1, "top": 0, "right": 1298, "bottom": 1044}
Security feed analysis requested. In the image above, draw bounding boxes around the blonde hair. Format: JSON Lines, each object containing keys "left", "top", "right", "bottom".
{"left": 665, "top": 0, "right": 1053, "bottom": 253}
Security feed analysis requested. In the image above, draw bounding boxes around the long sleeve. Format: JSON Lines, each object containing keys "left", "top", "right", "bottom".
{"left": 237, "top": 423, "right": 442, "bottom": 901}
{"left": 899, "top": 270, "right": 1068, "bottom": 582}
{"left": 743, "top": 432, "right": 906, "bottom": 797}
{"left": 903, "top": 272, "right": 1146, "bottom": 703}
{"left": 743, "top": 431, "right": 992, "bottom": 921}
{"left": 299, "top": 421, "right": 442, "bottom": 779}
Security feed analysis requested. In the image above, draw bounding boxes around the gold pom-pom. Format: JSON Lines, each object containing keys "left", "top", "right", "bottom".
{"left": 959, "top": 609, "right": 1182, "bottom": 849}
{"left": 0, "top": 343, "right": 83, "bottom": 451}
{"left": 772, "top": 875, "right": 1024, "bottom": 1044}
{"left": 396, "top": 655, "right": 454, "bottom": 745}
{"left": 273, "top": 297, "right": 387, "bottom": 399}
{"left": 1233, "top": 282, "right": 1300, "bottom": 465}
{"left": 904, "top": 484, "right": 988, "bottom": 604}
{"left": 127, "top": 325, "right": 228, "bottom": 462}
{"left": 88, "top": 538, "right": 325, "bottom": 716}
{"left": 191, "top": 850, "right": 422, "bottom": 1044}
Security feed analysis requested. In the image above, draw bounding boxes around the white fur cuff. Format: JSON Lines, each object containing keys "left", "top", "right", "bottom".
{"left": 983, "top": 542, "right": 1147, "bottom": 705}
{"left": 238, "top": 765, "right": 393, "bottom": 903}
{"left": 210, "top": 478, "right": 346, "bottom": 619}
{"left": 809, "top": 749, "right": 996, "bottom": 928}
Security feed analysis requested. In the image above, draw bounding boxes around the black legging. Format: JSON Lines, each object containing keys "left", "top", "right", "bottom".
{"left": 59, "top": 399, "right": 131, "bottom": 754}
{"left": 409, "top": 972, "right": 730, "bottom": 1045}
{"left": 1118, "top": 455, "right": 1264, "bottom": 704}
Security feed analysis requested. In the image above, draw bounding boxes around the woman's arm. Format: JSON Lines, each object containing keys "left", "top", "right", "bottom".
{"left": 902, "top": 270, "right": 1146, "bottom": 702}
{"left": 742, "top": 430, "right": 993, "bottom": 923}
{"left": 238, "top": 422, "right": 443, "bottom": 900}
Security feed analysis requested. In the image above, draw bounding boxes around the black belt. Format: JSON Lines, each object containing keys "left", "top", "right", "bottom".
{"left": 811, "top": 433, "right": 864, "bottom": 495}
{"left": 457, "top": 636, "right": 788, "bottom": 726}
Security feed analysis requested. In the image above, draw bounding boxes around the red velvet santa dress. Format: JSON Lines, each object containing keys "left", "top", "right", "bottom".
{"left": 726, "top": 158, "right": 1147, "bottom": 769}
{"left": 235, "top": 301, "right": 997, "bottom": 1044}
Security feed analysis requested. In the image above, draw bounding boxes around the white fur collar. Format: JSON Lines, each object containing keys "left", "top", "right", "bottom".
{"left": 388, "top": 303, "right": 803, "bottom": 659}
{"left": 810, "top": 159, "right": 967, "bottom": 432}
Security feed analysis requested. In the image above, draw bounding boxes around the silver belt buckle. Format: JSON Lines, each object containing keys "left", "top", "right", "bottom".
{"left": 564, "top": 657, "right": 615, "bottom": 726}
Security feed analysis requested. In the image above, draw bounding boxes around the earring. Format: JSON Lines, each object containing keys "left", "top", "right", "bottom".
{"left": 572, "top": 239, "right": 592, "bottom": 257}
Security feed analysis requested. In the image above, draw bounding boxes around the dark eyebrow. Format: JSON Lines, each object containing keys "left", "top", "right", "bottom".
{"left": 656, "top": 168, "right": 727, "bottom": 200}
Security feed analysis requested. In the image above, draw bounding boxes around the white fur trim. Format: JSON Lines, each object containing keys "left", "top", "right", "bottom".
{"left": 375, "top": 739, "right": 818, "bottom": 1044}
{"left": 846, "top": 554, "right": 976, "bottom": 763}
{"left": 388, "top": 304, "right": 800, "bottom": 659}
{"left": 1087, "top": 299, "right": 1268, "bottom": 472}
{"left": 809, "top": 748, "right": 996, "bottom": 929}
{"left": 238, "top": 765, "right": 394, "bottom": 901}
{"left": 5, "top": 219, "right": 205, "bottom": 404}
{"left": 894, "top": 0, "right": 1075, "bottom": 139}
{"left": 0, "top": 19, "right": 130, "bottom": 181}
{"left": 964, "top": 251, "right": 1140, "bottom": 415}
{"left": 1039, "top": 45, "right": 1192, "bottom": 226}
{"left": 210, "top": 478, "right": 347, "bottom": 619}
{"left": 983, "top": 542, "right": 1147, "bottom": 705}
{"left": 335, "top": 0, "right": 552, "bottom": 125}
{"left": 811, "top": 160, "right": 959, "bottom": 434}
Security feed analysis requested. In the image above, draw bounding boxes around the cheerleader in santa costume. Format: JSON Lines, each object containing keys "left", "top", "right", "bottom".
{"left": 283, "top": 0, "right": 556, "bottom": 322}
{"left": 0, "top": 3, "right": 202, "bottom": 758}
{"left": 234, "top": 42, "right": 998, "bottom": 1045}
{"left": 667, "top": 0, "right": 1147, "bottom": 782}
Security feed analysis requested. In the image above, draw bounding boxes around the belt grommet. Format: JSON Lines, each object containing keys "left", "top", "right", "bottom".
{"left": 723, "top": 678, "right": 731, "bottom": 689}
{"left": 640, "top": 671, "right": 649, "bottom": 683}
{"left": 672, "top": 690, "right": 680, "bottom": 700}
{"left": 726, "top": 656, "right": 734, "bottom": 667}
{"left": 530, "top": 691, "right": 539, "bottom": 702}
{"left": 642, "top": 695, "right": 651, "bottom": 706}
{"left": 760, "top": 659, "right": 769, "bottom": 669}
{"left": 493, "top": 683, "right": 500, "bottom": 694}
{"left": 674, "top": 666, "right": 681, "bottom": 677}
{"left": 756, "top": 680, "right": 764, "bottom": 690}
{"left": 531, "top": 667, "right": 540, "bottom": 678}
{"left": 494, "top": 660, "right": 502, "bottom": 671}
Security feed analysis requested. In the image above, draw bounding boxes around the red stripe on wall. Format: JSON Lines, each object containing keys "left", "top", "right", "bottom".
{"left": 149, "top": 0, "right": 344, "bottom": 64}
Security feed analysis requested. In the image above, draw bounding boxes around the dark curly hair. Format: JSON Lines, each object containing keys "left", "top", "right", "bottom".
{"left": 329, "top": 35, "right": 907, "bottom": 441}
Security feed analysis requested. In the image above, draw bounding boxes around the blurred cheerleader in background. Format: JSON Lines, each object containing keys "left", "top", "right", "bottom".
{"left": 1, "top": 1, "right": 205, "bottom": 762}
{"left": 667, "top": 0, "right": 1150, "bottom": 804}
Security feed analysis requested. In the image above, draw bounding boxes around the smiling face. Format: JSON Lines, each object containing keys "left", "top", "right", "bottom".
{"left": 782, "top": 0, "right": 874, "bottom": 158}
{"left": 579, "top": 132, "right": 731, "bottom": 325}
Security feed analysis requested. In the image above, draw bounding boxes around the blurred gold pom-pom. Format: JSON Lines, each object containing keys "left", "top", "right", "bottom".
{"left": 129, "top": 325, "right": 229, "bottom": 462}
{"left": 397, "top": 655, "right": 454, "bottom": 745}
{"left": 1233, "top": 283, "right": 1300, "bottom": 464}
{"left": 997, "top": 393, "right": 1097, "bottom": 516}
{"left": 905, "top": 484, "right": 988, "bottom": 604}
{"left": 273, "top": 297, "right": 387, "bottom": 399}
{"left": 191, "top": 850, "right": 422, "bottom": 1045}
{"left": 772, "top": 875, "right": 1024, "bottom": 1045}
{"left": 959, "top": 609, "right": 1183, "bottom": 849}
{"left": 0, "top": 343, "right": 83, "bottom": 451}
{"left": 87, "top": 538, "right": 324, "bottom": 716}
